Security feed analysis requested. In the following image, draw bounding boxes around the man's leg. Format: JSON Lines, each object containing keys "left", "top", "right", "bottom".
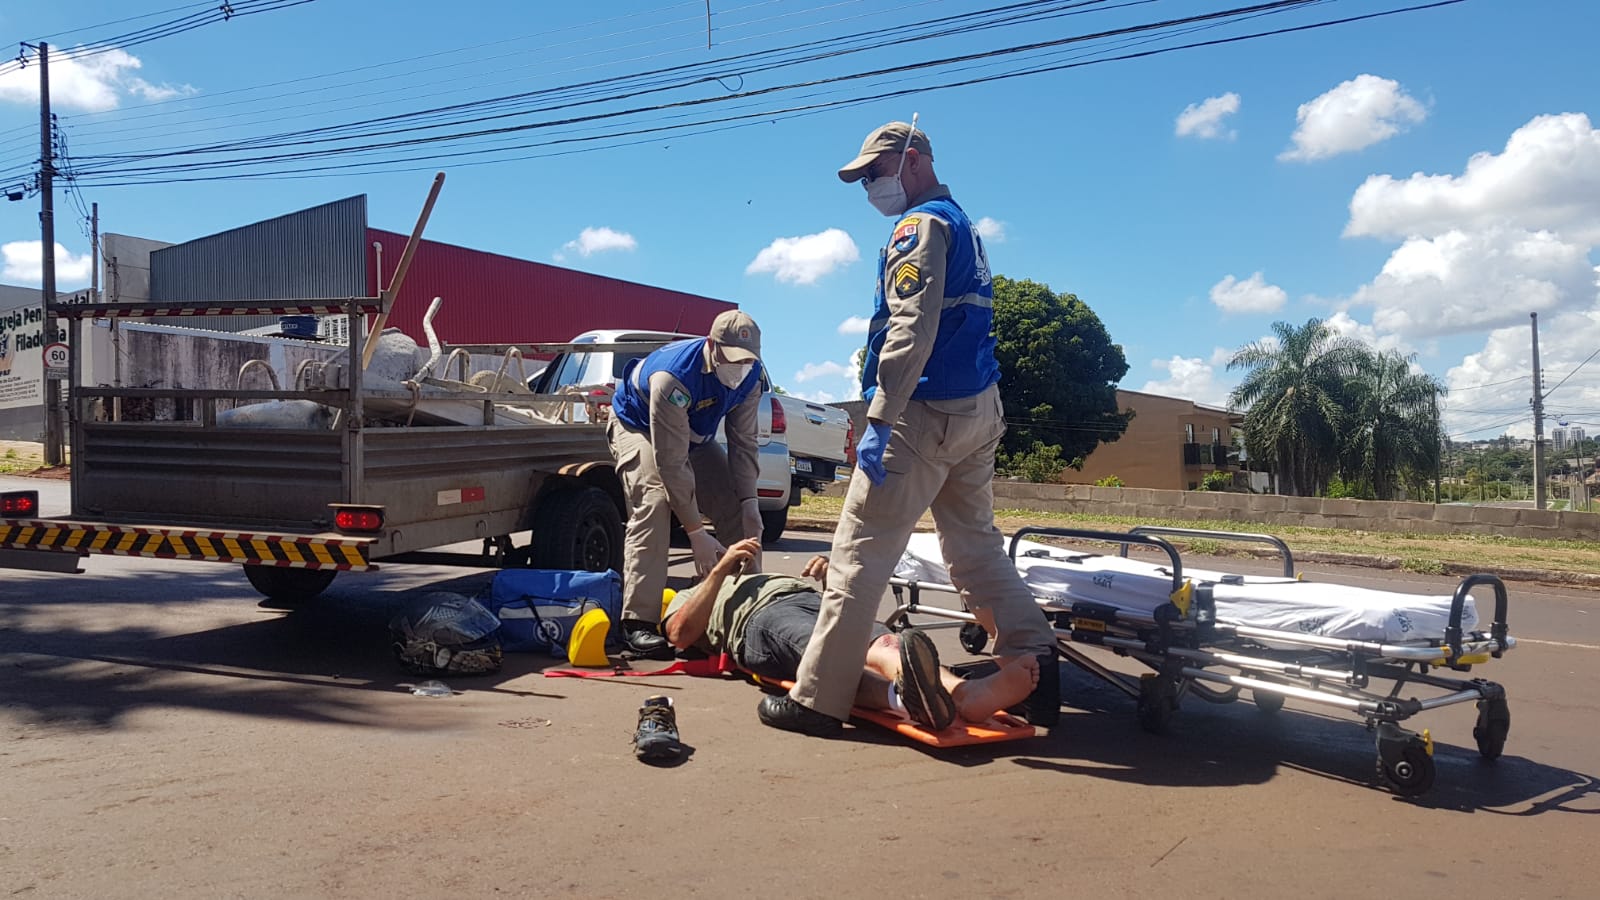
{"left": 738, "top": 595, "right": 893, "bottom": 710}
{"left": 860, "top": 634, "right": 1039, "bottom": 724}
{"left": 781, "top": 404, "right": 950, "bottom": 723}
{"left": 687, "top": 441, "right": 751, "bottom": 543}
{"left": 607, "top": 420, "right": 675, "bottom": 659}
{"left": 927, "top": 386, "right": 1060, "bottom": 723}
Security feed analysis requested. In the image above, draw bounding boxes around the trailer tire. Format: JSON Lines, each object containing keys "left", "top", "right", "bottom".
{"left": 760, "top": 506, "right": 788, "bottom": 545}
{"left": 244, "top": 565, "right": 337, "bottom": 604}
{"left": 531, "top": 486, "right": 624, "bottom": 573}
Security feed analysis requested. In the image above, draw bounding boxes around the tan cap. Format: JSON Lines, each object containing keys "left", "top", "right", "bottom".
{"left": 709, "top": 309, "right": 761, "bottom": 362}
{"left": 837, "top": 121, "right": 933, "bottom": 183}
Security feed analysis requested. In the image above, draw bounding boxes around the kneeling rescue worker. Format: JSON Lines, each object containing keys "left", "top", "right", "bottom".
{"left": 606, "top": 309, "right": 768, "bottom": 660}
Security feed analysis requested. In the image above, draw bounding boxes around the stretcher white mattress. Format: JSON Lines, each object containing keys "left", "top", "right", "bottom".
{"left": 895, "top": 534, "right": 1480, "bottom": 644}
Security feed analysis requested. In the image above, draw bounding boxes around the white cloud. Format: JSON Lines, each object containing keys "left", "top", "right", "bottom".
{"left": 1347, "top": 113, "right": 1600, "bottom": 243}
{"left": 556, "top": 226, "right": 637, "bottom": 261}
{"left": 1209, "top": 272, "right": 1287, "bottom": 314}
{"left": 1348, "top": 227, "right": 1596, "bottom": 339}
{"left": 745, "top": 228, "right": 859, "bottom": 285}
{"left": 975, "top": 217, "right": 1007, "bottom": 243}
{"left": 789, "top": 389, "right": 838, "bottom": 404}
{"left": 0, "top": 47, "right": 196, "bottom": 113}
{"left": 837, "top": 315, "right": 870, "bottom": 335}
{"left": 1175, "top": 92, "right": 1240, "bottom": 140}
{"left": 1, "top": 240, "right": 93, "bottom": 286}
{"left": 794, "top": 360, "right": 853, "bottom": 383}
{"left": 1140, "top": 356, "right": 1229, "bottom": 407}
{"left": 1279, "top": 75, "right": 1425, "bottom": 162}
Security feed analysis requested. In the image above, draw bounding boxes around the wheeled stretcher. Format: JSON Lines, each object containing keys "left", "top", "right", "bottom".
{"left": 886, "top": 525, "right": 1515, "bottom": 797}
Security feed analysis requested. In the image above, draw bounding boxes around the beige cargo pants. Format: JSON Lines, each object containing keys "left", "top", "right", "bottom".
{"left": 606, "top": 418, "right": 752, "bottom": 623}
{"left": 789, "top": 384, "right": 1056, "bottom": 720}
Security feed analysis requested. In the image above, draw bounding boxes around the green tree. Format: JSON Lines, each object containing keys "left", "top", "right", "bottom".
{"left": 1228, "top": 318, "right": 1367, "bottom": 496}
{"left": 1339, "top": 349, "right": 1445, "bottom": 500}
{"left": 991, "top": 276, "right": 1131, "bottom": 464}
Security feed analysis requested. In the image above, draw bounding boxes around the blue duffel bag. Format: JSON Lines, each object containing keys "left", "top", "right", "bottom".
{"left": 484, "top": 568, "right": 623, "bottom": 655}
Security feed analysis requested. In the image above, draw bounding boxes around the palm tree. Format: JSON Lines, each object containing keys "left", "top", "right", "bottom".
{"left": 1341, "top": 350, "right": 1445, "bottom": 500}
{"left": 1228, "top": 319, "right": 1367, "bottom": 496}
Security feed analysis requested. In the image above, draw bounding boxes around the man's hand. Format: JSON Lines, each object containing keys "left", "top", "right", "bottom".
{"left": 856, "top": 422, "right": 892, "bottom": 486}
{"left": 715, "top": 537, "right": 763, "bottom": 579}
{"left": 686, "top": 527, "right": 727, "bottom": 577}
{"left": 801, "top": 554, "right": 829, "bottom": 587}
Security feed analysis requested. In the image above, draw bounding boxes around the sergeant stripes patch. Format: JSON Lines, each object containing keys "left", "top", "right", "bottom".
{"left": 0, "top": 521, "right": 372, "bottom": 570}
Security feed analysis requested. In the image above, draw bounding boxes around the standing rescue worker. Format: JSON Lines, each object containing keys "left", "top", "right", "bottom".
{"left": 757, "top": 120, "right": 1061, "bottom": 736}
{"left": 607, "top": 310, "right": 767, "bottom": 660}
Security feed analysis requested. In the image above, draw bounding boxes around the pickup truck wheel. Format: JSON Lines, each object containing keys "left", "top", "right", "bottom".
{"left": 243, "top": 565, "right": 336, "bottom": 604}
{"left": 532, "top": 486, "right": 624, "bottom": 573}
{"left": 760, "top": 506, "right": 788, "bottom": 544}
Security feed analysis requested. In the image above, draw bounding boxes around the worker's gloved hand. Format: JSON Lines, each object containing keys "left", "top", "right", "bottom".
{"left": 856, "top": 422, "right": 892, "bottom": 486}
{"left": 739, "top": 498, "right": 764, "bottom": 572}
{"left": 686, "top": 527, "right": 727, "bottom": 577}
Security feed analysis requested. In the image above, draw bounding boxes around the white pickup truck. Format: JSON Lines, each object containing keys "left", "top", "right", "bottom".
{"left": 773, "top": 394, "right": 853, "bottom": 504}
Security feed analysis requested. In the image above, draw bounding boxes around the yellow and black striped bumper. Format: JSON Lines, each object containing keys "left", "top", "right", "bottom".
{"left": 0, "top": 520, "right": 374, "bottom": 570}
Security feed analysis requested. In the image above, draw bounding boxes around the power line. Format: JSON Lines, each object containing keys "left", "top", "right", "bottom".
{"left": 60, "top": 1, "right": 1363, "bottom": 182}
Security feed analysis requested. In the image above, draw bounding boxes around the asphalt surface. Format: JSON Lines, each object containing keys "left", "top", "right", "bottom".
{"left": 2, "top": 475, "right": 1598, "bottom": 898}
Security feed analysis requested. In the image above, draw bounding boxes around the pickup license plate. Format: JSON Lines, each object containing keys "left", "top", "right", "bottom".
{"left": 795, "top": 459, "right": 812, "bottom": 473}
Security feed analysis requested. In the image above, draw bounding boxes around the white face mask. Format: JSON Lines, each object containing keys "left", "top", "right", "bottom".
{"left": 716, "top": 361, "right": 753, "bottom": 389}
{"left": 866, "top": 174, "right": 907, "bottom": 217}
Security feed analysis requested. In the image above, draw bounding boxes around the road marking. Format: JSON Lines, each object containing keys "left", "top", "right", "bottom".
{"left": 1516, "top": 638, "right": 1600, "bottom": 651}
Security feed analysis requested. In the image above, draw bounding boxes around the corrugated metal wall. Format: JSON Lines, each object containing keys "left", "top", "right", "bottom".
{"left": 366, "top": 229, "right": 735, "bottom": 345}
{"left": 150, "top": 195, "right": 369, "bottom": 333}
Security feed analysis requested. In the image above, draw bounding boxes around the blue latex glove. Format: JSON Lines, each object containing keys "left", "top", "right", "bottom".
{"left": 861, "top": 376, "right": 927, "bottom": 402}
{"left": 856, "top": 423, "right": 892, "bottom": 486}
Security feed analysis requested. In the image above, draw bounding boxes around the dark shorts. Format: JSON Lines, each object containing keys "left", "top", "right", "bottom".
{"left": 737, "top": 592, "right": 893, "bottom": 682}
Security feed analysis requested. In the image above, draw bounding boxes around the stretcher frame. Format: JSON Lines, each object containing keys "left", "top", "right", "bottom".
{"left": 885, "top": 525, "right": 1515, "bottom": 797}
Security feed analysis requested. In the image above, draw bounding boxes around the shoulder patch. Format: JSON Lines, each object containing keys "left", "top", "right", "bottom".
{"left": 668, "top": 388, "right": 691, "bottom": 409}
{"left": 893, "top": 262, "right": 922, "bottom": 297}
{"left": 891, "top": 217, "right": 920, "bottom": 253}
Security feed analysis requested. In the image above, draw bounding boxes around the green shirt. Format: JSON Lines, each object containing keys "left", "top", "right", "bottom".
{"left": 663, "top": 573, "right": 814, "bottom": 660}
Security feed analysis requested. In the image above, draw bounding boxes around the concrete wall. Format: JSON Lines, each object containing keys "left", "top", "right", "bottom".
{"left": 984, "top": 480, "right": 1600, "bottom": 541}
{"left": 103, "top": 233, "right": 172, "bottom": 304}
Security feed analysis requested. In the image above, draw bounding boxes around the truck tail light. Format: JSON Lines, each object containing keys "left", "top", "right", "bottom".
{"left": 845, "top": 419, "right": 856, "bottom": 466}
{"left": 331, "top": 504, "right": 385, "bottom": 534}
{"left": 1, "top": 490, "right": 38, "bottom": 517}
{"left": 769, "top": 396, "right": 787, "bottom": 434}
{"left": 757, "top": 488, "right": 785, "bottom": 498}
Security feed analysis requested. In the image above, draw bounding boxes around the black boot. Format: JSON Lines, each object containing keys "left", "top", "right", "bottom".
{"left": 622, "top": 620, "right": 675, "bottom": 661}
{"left": 1023, "top": 651, "right": 1061, "bottom": 727}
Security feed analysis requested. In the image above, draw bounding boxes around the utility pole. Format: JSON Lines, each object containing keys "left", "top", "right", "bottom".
{"left": 1432, "top": 392, "right": 1441, "bottom": 504}
{"left": 1530, "top": 312, "right": 1546, "bottom": 510}
{"left": 38, "top": 42, "right": 63, "bottom": 466}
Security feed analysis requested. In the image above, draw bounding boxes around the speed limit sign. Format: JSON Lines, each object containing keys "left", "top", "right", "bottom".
{"left": 43, "top": 342, "right": 69, "bottom": 377}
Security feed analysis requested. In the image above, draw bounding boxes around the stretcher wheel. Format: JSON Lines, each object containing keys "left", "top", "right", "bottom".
{"left": 1252, "top": 689, "right": 1285, "bottom": 714}
{"left": 1137, "top": 674, "right": 1178, "bottom": 734}
{"left": 1377, "top": 738, "right": 1436, "bottom": 797}
{"left": 1473, "top": 696, "right": 1510, "bottom": 761}
{"left": 959, "top": 622, "right": 990, "bottom": 655}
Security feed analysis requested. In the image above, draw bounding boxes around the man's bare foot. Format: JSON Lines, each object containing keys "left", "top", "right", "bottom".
{"left": 951, "top": 655, "right": 1040, "bottom": 723}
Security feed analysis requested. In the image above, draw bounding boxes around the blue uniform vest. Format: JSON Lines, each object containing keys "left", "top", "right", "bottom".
{"left": 861, "top": 194, "right": 1000, "bottom": 403}
{"left": 612, "top": 338, "right": 761, "bottom": 443}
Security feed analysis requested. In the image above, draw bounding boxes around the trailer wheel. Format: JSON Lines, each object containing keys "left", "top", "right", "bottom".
{"left": 531, "top": 486, "right": 624, "bottom": 573}
{"left": 1252, "top": 688, "right": 1285, "bottom": 714}
{"left": 1473, "top": 696, "right": 1510, "bottom": 761}
{"left": 244, "top": 565, "right": 336, "bottom": 604}
{"left": 760, "top": 506, "right": 788, "bottom": 544}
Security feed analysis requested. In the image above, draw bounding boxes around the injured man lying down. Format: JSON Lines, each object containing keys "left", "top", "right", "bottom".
{"left": 662, "top": 538, "right": 1037, "bottom": 731}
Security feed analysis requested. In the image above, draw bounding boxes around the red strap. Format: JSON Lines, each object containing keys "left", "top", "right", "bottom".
{"left": 544, "top": 653, "right": 736, "bottom": 679}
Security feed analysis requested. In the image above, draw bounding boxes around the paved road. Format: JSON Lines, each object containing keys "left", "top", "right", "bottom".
{"left": 2, "top": 475, "right": 1597, "bottom": 898}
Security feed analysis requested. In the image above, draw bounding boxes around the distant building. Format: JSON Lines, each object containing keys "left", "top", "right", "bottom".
{"left": 1572, "top": 426, "right": 1587, "bottom": 445}
{"left": 1552, "top": 428, "right": 1568, "bottom": 451}
{"left": 1067, "top": 390, "right": 1242, "bottom": 491}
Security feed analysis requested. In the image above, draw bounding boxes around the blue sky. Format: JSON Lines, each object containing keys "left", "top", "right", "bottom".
{"left": 1, "top": 0, "right": 1597, "bottom": 442}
